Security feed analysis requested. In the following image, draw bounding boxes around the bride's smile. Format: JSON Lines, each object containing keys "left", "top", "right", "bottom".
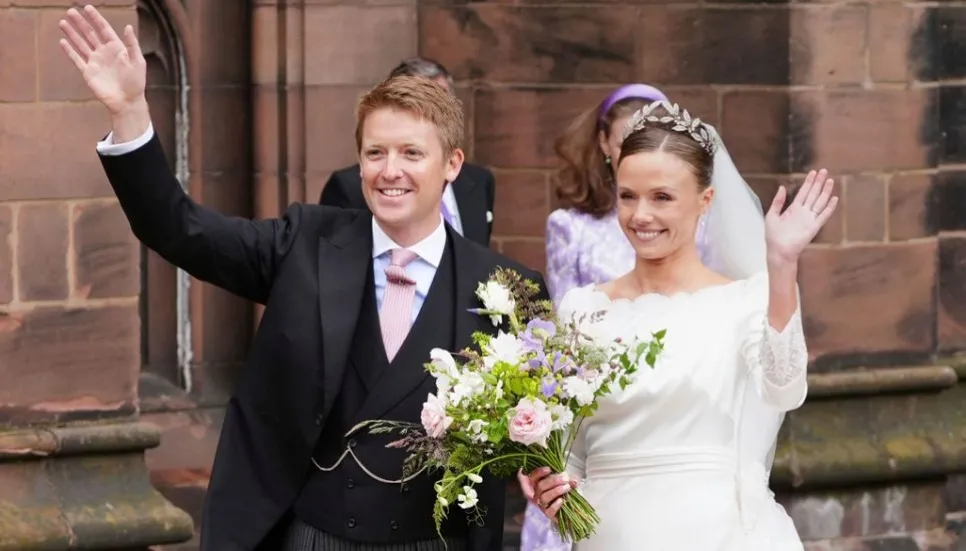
{"left": 615, "top": 149, "right": 713, "bottom": 263}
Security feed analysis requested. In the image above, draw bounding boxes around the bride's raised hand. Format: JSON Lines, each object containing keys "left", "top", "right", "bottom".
{"left": 58, "top": 6, "right": 146, "bottom": 114}
{"left": 765, "top": 169, "right": 839, "bottom": 265}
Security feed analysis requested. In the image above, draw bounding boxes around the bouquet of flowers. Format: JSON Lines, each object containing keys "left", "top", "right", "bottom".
{"left": 356, "top": 268, "right": 666, "bottom": 543}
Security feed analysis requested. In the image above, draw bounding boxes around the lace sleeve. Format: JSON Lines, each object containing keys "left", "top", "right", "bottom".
{"left": 740, "top": 275, "right": 809, "bottom": 412}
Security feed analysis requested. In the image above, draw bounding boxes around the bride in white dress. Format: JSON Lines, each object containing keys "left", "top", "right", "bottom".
{"left": 521, "top": 101, "right": 838, "bottom": 550}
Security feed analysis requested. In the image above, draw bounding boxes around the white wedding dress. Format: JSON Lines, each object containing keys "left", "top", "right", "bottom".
{"left": 560, "top": 272, "right": 806, "bottom": 551}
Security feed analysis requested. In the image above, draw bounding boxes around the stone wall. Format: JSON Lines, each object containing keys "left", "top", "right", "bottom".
{"left": 3, "top": 0, "right": 966, "bottom": 550}
{"left": 418, "top": 1, "right": 962, "bottom": 372}
{"left": 0, "top": 1, "right": 140, "bottom": 427}
{"left": 0, "top": 1, "right": 194, "bottom": 547}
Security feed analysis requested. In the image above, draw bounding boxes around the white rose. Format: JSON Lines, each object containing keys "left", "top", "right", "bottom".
{"left": 420, "top": 393, "right": 454, "bottom": 438}
{"left": 476, "top": 281, "right": 515, "bottom": 326}
{"left": 482, "top": 331, "right": 525, "bottom": 370}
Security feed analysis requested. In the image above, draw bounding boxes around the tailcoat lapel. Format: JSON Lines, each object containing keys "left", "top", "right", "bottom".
{"left": 318, "top": 214, "right": 373, "bottom": 422}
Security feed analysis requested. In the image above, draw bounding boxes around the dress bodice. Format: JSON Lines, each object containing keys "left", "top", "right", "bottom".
{"left": 563, "top": 282, "right": 750, "bottom": 455}
{"left": 558, "top": 273, "right": 808, "bottom": 481}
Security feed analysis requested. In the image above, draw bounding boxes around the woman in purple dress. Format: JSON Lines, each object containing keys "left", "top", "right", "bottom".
{"left": 520, "top": 83, "right": 683, "bottom": 551}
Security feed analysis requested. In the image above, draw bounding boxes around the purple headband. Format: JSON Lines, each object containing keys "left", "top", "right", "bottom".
{"left": 598, "top": 84, "right": 668, "bottom": 128}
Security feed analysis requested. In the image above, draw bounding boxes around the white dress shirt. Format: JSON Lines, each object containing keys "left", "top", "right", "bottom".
{"left": 98, "top": 124, "right": 446, "bottom": 323}
{"left": 441, "top": 185, "right": 462, "bottom": 235}
{"left": 371, "top": 217, "right": 446, "bottom": 322}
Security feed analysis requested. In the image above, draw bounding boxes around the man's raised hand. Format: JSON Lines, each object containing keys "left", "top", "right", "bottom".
{"left": 59, "top": 5, "right": 147, "bottom": 115}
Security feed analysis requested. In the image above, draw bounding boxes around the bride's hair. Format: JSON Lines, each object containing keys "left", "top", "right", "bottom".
{"left": 618, "top": 101, "right": 716, "bottom": 190}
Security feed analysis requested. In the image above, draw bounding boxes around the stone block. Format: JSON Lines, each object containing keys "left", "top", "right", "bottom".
{"left": 638, "top": 5, "right": 790, "bottom": 85}
{"left": 791, "top": 6, "right": 868, "bottom": 86}
{"left": 798, "top": 241, "right": 936, "bottom": 367}
{"left": 303, "top": 4, "right": 416, "bottom": 86}
{"left": 889, "top": 173, "right": 938, "bottom": 241}
{"left": 491, "top": 170, "right": 550, "bottom": 239}
{"left": 419, "top": 5, "right": 637, "bottom": 84}
{"left": 794, "top": 89, "right": 938, "bottom": 173}
{"left": 0, "top": 9, "right": 36, "bottom": 102}
{"left": 0, "top": 305, "right": 139, "bottom": 424}
{"left": 17, "top": 203, "right": 69, "bottom": 302}
{"left": 844, "top": 174, "right": 886, "bottom": 243}
{"left": 721, "top": 90, "right": 791, "bottom": 173}
{"left": 499, "top": 239, "right": 545, "bottom": 273}
{"left": 938, "top": 237, "right": 966, "bottom": 351}
{"left": 73, "top": 200, "right": 140, "bottom": 300}
{"left": 474, "top": 87, "right": 607, "bottom": 169}
{"left": 0, "top": 102, "right": 116, "bottom": 201}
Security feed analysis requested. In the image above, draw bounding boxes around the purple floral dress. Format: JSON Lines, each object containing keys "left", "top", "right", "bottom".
{"left": 521, "top": 208, "right": 709, "bottom": 551}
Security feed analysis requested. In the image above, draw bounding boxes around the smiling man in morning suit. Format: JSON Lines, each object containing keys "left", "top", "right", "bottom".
{"left": 58, "top": 6, "right": 547, "bottom": 551}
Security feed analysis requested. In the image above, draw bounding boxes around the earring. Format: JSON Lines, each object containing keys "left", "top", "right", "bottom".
{"left": 605, "top": 156, "right": 612, "bottom": 165}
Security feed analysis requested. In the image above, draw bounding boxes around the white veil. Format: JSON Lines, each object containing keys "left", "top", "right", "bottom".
{"left": 698, "top": 127, "right": 786, "bottom": 488}
{"left": 699, "top": 126, "right": 768, "bottom": 280}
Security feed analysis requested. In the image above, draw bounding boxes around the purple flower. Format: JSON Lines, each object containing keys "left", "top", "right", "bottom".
{"left": 550, "top": 351, "right": 574, "bottom": 374}
{"left": 526, "top": 350, "right": 546, "bottom": 371}
{"left": 520, "top": 319, "right": 556, "bottom": 353}
{"left": 541, "top": 377, "right": 558, "bottom": 398}
{"left": 527, "top": 318, "right": 557, "bottom": 338}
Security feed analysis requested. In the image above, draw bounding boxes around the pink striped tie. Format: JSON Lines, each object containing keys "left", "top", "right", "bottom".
{"left": 380, "top": 248, "right": 419, "bottom": 361}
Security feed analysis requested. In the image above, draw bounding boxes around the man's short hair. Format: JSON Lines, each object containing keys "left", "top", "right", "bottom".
{"left": 388, "top": 57, "right": 455, "bottom": 92}
{"left": 355, "top": 75, "right": 464, "bottom": 156}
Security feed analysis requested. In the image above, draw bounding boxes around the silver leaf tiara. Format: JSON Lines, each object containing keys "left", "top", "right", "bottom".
{"left": 621, "top": 100, "right": 717, "bottom": 156}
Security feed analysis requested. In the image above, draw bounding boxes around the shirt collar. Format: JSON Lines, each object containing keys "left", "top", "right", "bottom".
{"left": 371, "top": 215, "right": 447, "bottom": 268}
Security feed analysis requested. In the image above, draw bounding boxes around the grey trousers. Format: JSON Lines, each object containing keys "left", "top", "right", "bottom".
{"left": 282, "top": 519, "right": 467, "bottom": 551}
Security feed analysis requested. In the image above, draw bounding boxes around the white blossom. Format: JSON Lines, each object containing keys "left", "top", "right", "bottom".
{"left": 482, "top": 331, "right": 525, "bottom": 370}
{"left": 563, "top": 376, "right": 596, "bottom": 406}
{"left": 430, "top": 348, "right": 462, "bottom": 396}
{"left": 457, "top": 486, "right": 479, "bottom": 509}
{"left": 549, "top": 403, "right": 574, "bottom": 431}
{"left": 476, "top": 281, "right": 515, "bottom": 326}
{"left": 451, "top": 371, "right": 486, "bottom": 406}
{"left": 467, "top": 419, "right": 489, "bottom": 443}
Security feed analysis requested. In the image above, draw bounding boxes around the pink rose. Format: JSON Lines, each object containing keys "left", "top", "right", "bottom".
{"left": 509, "top": 397, "right": 553, "bottom": 447}
{"left": 421, "top": 394, "right": 453, "bottom": 439}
